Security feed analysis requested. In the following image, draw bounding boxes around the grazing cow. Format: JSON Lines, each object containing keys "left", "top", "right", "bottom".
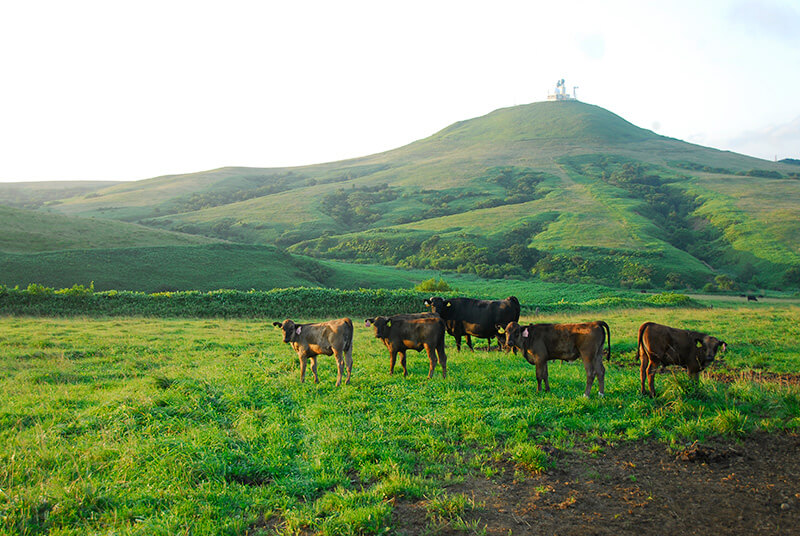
{"left": 423, "top": 296, "right": 521, "bottom": 351}
{"left": 365, "top": 313, "right": 447, "bottom": 378}
{"left": 501, "top": 320, "right": 610, "bottom": 397}
{"left": 746, "top": 295, "right": 758, "bottom": 302}
{"left": 272, "top": 318, "right": 353, "bottom": 386}
{"left": 637, "top": 322, "right": 727, "bottom": 397}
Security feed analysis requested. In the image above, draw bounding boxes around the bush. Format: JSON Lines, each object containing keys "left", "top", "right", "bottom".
{"left": 413, "top": 279, "right": 454, "bottom": 292}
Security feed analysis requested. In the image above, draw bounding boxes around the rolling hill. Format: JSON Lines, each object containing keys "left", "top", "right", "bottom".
{"left": 4, "top": 100, "right": 800, "bottom": 291}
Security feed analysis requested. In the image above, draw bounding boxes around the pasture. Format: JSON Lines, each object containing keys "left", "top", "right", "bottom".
{"left": 1, "top": 303, "right": 799, "bottom": 535}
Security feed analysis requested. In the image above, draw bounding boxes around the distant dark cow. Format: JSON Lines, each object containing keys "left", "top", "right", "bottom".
{"left": 365, "top": 313, "right": 447, "bottom": 378}
{"left": 502, "top": 321, "right": 610, "bottom": 397}
{"left": 423, "top": 296, "right": 521, "bottom": 351}
{"left": 637, "top": 322, "right": 727, "bottom": 397}
{"left": 272, "top": 318, "right": 353, "bottom": 386}
{"left": 747, "top": 295, "right": 758, "bottom": 302}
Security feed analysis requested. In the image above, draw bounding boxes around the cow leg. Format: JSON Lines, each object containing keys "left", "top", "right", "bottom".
{"left": 400, "top": 351, "right": 408, "bottom": 377}
{"left": 437, "top": 343, "right": 447, "bottom": 379}
{"left": 389, "top": 349, "right": 397, "bottom": 375}
{"left": 535, "top": 360, "right": 549, "bottom": 392}
{"left": 639, "top": 355, "right": 649, "bottom": 396}
{"left": 454, "top": 333, "right": 462, "bottom": 352}
{"left": 333, "top": 349, "right": 344, "bottom": 387}
{"left": 299, "top": 354, "right": 307, "bottom": 383}
{"left": 595, "top": 356, "right": 606, "bottom": 397}
{"left": 345, "top": 346, "right": 353, "bottom": 385}
{"left": 310, "top": 356, "right": 319, "bottom": 384}
{"left": 424, "top": 343, "right": 436, "bottom": 378}
{"left": 647, "top": 362, "right": 658, "bottom": 398}
{"left": 466, "top": 333, "right": 474, "bottom": 351}
{"left": 583, "top": 358, "right": 596, "bottom": 398}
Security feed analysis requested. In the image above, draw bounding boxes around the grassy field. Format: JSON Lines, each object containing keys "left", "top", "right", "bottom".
{"left": 2, "top": 302, "right": 798, "bottom": 535}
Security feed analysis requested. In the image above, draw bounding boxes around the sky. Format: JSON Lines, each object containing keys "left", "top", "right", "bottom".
{"left": 1, "top": 0, "right": 799, "bottom": 183}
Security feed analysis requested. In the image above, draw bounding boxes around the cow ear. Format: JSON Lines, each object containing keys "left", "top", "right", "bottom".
{"left": 721, "top": 342, "right": 727, "bottom": 352}
{"left": 424, "top": 299, "right": 431, "bottom": 306}
{"left": 296, "top": 326, "right": 302, "bottom": 335}
{"left": 365, "top": 319, "right": 372, "bottom": 327}
{"left": 522, "top": 328, "right": 529, "bottom": 338}
{"left": 272, "top": 322, "right": 282, "bottom": 327}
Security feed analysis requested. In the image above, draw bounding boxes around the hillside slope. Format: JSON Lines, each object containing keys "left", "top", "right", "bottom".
{"left": 9, "top": 101, "right": 800, "bottom": 290}
{"left": 0, "top": 205, "right": 219, "bottom": 253}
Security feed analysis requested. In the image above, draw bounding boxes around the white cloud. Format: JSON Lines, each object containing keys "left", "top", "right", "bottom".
{"left": 726, "top": 116, "right": 800, "bottom": 161}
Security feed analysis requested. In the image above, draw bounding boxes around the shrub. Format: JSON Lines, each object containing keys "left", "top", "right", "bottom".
{"left": 413, "top": 279, "right": 454, "bottom": 293}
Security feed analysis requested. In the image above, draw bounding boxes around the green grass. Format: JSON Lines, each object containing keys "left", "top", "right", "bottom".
{"left": 1, "top": 304, "right": 798, "bottom": 535}
{"left": 0, "top": 205, "right": 217, "bottom": 254}
{"left": 0, "top": 244, "right": 330, "bottom": 292}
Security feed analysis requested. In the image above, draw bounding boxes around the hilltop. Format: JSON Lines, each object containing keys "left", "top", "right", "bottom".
{"left": 3, "top": 101, "right": 800, "bottom": 291}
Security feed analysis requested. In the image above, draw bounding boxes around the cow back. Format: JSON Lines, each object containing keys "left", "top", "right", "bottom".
{"left": 293, "top": 318, "right": 353, "bottom": 355}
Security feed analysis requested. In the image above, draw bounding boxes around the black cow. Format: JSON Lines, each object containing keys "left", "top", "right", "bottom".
{"left": 365, "top": 313, "right": 447, "bottom": 378}
{"left": 423, "top": 296, "right": 520, "bottom": 351}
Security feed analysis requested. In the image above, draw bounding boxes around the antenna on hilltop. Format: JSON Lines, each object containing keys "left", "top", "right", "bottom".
{"left": 547, "top": 79, "right": 578, "bottom": 101}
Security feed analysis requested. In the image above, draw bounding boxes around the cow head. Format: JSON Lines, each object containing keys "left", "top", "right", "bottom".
{"left": 273, "top": 319, "right": 300, "bottom": 343}
{"left": 365, "top": 316, "right": 392, "bottom": 339}
{"left": 694, "top": 335, "right": 727, "bottom": 369}
{"left": 500, "top": 321, "right": 526, "bottom": 351}
{"left": 423, "top": 296, "right": 451, "bottom": 318}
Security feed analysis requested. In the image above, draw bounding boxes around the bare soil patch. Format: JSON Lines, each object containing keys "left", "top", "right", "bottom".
{"left": 393, "top": 433, "right": 800, "bottom": 535}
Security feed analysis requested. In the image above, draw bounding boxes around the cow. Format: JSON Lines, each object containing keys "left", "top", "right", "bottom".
{"left": 364, "top": 313, "right": 447, "bottom": 378}
{"left": 501, "top": 320, "right": 610, "bottom": 397}
{"left": 423, "top": 296, "right": 521, "bottom": 351}
{"left": 637, "top": 322, "right": 727, "bottom": 397}
{"left": 272, "top": 318, "right": 353, "bottom": 386}
{"left": 746, "top": 295, "right": 758, "bottom": 302}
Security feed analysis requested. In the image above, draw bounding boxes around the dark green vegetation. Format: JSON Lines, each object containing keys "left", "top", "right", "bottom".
{"left": 3, "top": 100, "right": 799, "bottom": 292}
{"left": 0, "top": 284, "right": 698, "bottom": 318}
{"left": 2, "top": 303, "right": 798, "bottom": 535}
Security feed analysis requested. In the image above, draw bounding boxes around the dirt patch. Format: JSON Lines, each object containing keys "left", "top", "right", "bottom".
{"left": 392, "top": 433, "right": 800, "bottom": 535}
{"left": 609, "top": 360, "right": 800, "bottom": 387}
{"left": 706, "top": 369, "right": 800, "bottom": 386}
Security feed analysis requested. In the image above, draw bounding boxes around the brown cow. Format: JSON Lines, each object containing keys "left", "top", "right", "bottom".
{"left": 637, "top": 322, "right": 727, "bottom": 397}
{"left": 365, "top": 313, "right": 447, "bottom": 378}
{"left": 501, "top": 321, "right": 610, "bottom": 397}
{"left": 272, "top": 318, "right": 353, "bottom": 386}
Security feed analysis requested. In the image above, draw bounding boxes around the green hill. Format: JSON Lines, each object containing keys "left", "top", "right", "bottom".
{"left": 0, "top": 244, "right": 333, "bottom": 292}
{"left": 7, "top": 101, "right": 800, "bottom": 291}
{"left": 0, "top": 205, "right": 219, "bottom": 253}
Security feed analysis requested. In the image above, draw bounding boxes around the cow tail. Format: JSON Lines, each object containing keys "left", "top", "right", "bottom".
{"left": 637, "top": 322, "right": 651, "bottom": 364}
{"left": 508, "top": 296, "right": 521, "bottom": 321}
{"left": 599, "top": 320, "right": 611, "bottom": 360}
{"left": 343, "top": 318, "right": 354, "bottom": 353}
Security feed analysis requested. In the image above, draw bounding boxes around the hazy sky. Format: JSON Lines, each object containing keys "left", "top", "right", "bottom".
{"left": 1, "top": 0, "right": 799, "bottom": 182}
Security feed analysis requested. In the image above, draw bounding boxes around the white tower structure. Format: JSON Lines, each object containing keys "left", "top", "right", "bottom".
{"left": 547, "top": 79, "right": 577, "bottom": 101}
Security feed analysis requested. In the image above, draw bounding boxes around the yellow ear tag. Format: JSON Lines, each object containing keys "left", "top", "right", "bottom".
{"left": 386, "top": 320, "right": 392, "bottom": 327}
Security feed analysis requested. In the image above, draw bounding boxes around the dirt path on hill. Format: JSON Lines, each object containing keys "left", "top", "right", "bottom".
{"left": 392, "top": 433, "right": 800, "bottom": 535}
